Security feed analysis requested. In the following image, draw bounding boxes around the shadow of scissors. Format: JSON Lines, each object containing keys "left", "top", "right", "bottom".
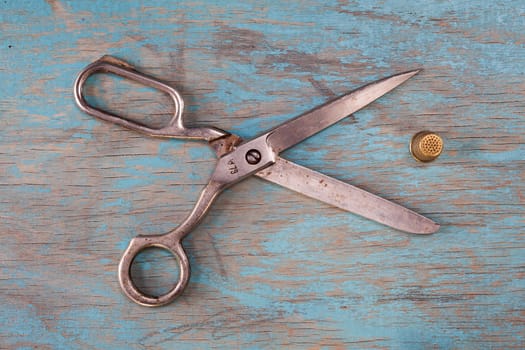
{"left": 74, "top": 56, "right": 439, "bottom": 307}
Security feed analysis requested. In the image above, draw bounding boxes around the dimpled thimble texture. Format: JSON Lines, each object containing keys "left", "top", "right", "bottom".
{"left": 410, "top": 131, "right": 443, "bottom": 162}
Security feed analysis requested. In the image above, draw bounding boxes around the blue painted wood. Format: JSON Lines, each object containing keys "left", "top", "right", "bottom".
{"left": 1, "top": 0, "right": 524, "bottom": 348}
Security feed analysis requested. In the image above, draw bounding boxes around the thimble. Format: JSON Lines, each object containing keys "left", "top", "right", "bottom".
{"left": 410, "top": 131, "right": 443, "bottom": 162}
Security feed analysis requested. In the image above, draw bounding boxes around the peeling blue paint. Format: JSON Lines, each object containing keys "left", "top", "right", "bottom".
{"left": 2, "top": 0, "right": 524, "bottom": 348}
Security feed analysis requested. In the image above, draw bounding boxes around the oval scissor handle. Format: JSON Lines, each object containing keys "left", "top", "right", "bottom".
{"left": 118, "top": 180, "right": 226, "bottom": 307}
{"left": 73, "top": 55, "right": 225, "bottom": 141}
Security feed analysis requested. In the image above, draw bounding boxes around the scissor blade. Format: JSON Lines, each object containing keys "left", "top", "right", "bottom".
{"left": 266, "top": 70, "right": 420, "bottom": 154}
{"left": 256, "top": 157, "right": 439, "bottom": 234}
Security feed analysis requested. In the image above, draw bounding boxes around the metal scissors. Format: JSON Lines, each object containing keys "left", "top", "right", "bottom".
{"left": 74, "top": 56, "right": 439, "bottom": 307}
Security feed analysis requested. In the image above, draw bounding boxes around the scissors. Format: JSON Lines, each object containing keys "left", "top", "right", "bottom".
{"left": 74, "top": 56, "right": 439, "bottom": 307}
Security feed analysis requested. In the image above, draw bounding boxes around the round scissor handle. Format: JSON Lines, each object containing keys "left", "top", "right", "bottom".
{"left": 118, "top": 234, "right": 190, "bottom": 307}
{"left": 118, "top": 180, "right": 226, "bottom": 306}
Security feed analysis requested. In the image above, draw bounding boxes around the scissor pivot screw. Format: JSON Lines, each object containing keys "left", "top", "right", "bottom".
{"left": 245, "top": 149, "right": 262, "bottom": 165}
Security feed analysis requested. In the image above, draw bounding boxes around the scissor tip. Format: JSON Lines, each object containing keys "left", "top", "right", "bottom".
{"left": 391, "top": 69, "right": 423, "bottom": 86}
{"left": 404, "top": 68, "right": 423, "bottom": 77}
{"left": 417, "top": 221, "right": 440, "bottom": 235}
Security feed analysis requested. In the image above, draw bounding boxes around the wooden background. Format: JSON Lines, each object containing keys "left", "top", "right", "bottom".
{"left": 1, "top": 1, "right": 524, "bottom": 349}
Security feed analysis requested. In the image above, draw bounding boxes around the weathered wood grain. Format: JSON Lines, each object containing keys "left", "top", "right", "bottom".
{"left": 1, "top": 1, "right": 524, "bottom": 349}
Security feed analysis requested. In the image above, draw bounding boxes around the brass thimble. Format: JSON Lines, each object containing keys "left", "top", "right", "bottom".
{"left": 410, "top": 131, "right": 443, "bottom": 162}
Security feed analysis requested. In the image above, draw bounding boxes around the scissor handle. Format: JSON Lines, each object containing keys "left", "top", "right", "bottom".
{"left": 118, "top": 180, "right": 226, "bottom": 307}
{"left": 118, "top": 234, "right": 190, "bottom": 307}
{"left": 74, "top": 55, "right": 225, "bottom": 141}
